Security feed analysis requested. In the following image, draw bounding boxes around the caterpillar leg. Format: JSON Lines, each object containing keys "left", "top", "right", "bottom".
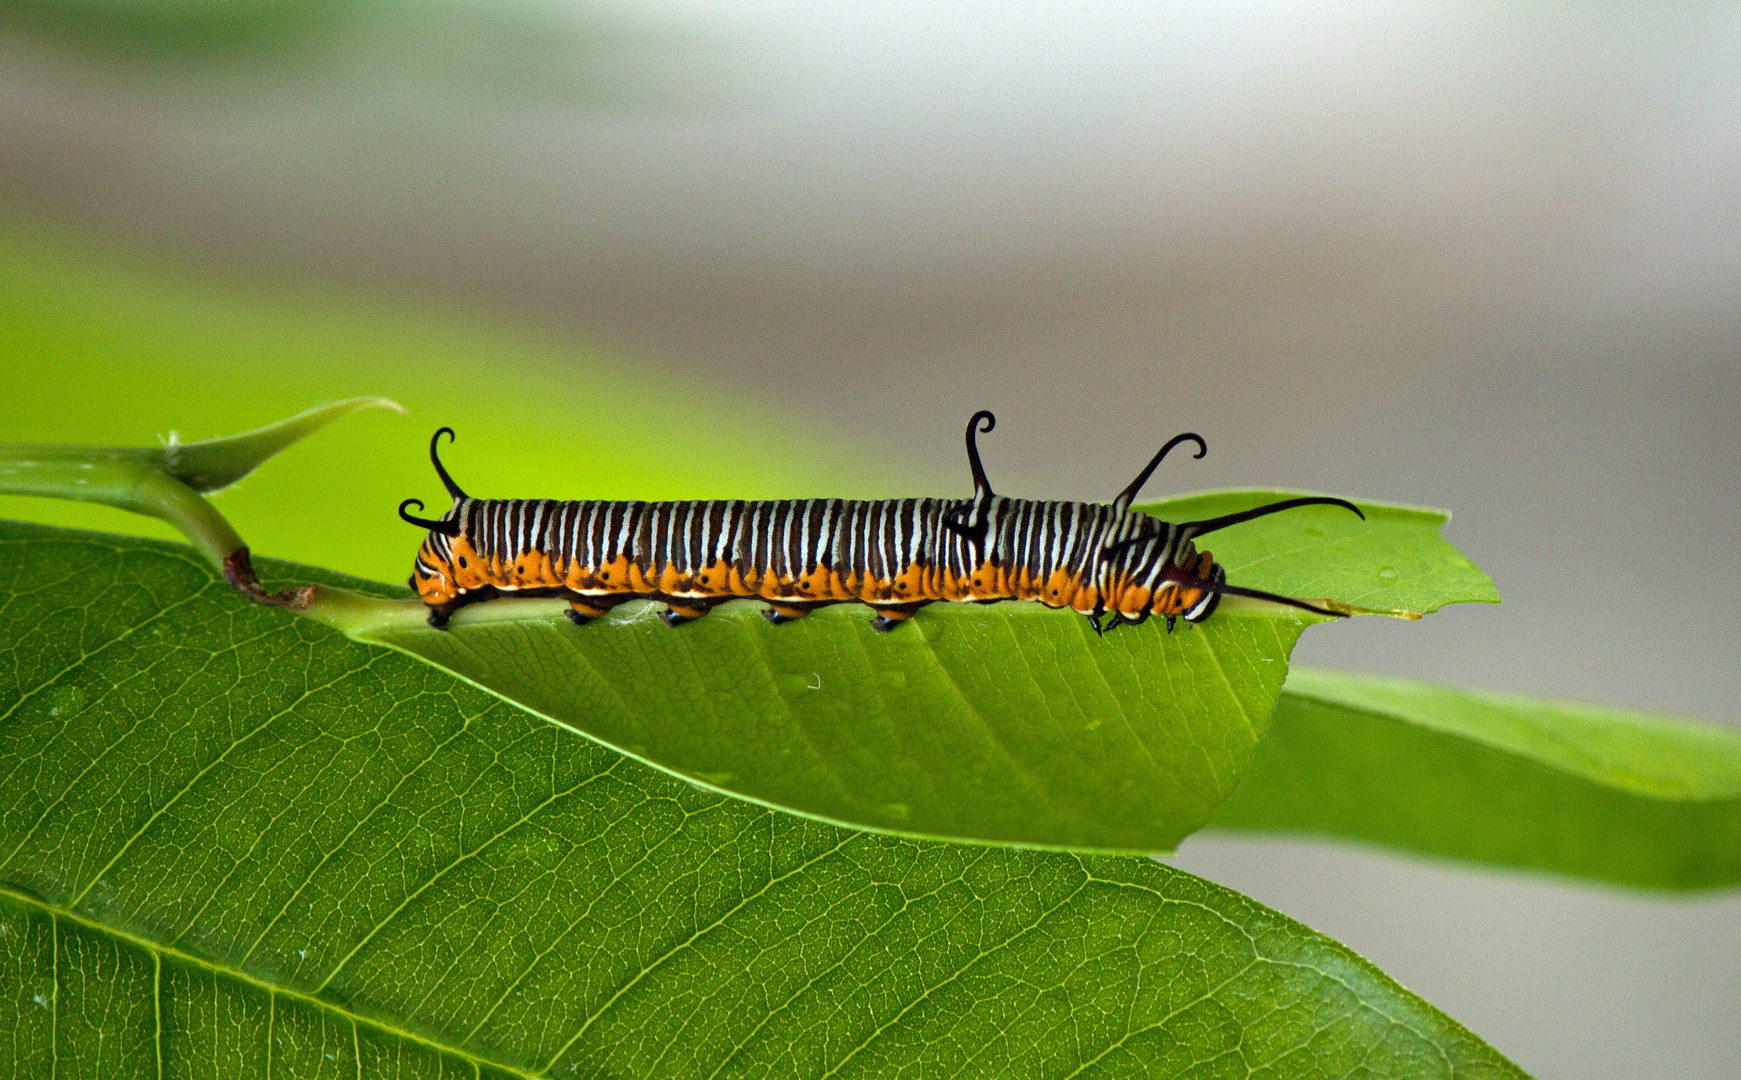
{"left": 868, "top": 604, "right": 924, "bottom": 632}
{"left": 425, "top": 586, "right": 493, "bottom": 630}
{"left": 662, "top": 602, "right": 714, "bottom": 627}
{"left": 565, "top": 598, "right": 613, "bottom": 626}
{"left": 764, "top": 602, "right": 813, "bottom": 625}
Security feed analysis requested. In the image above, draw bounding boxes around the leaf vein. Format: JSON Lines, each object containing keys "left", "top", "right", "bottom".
{"left": 0, "top": 885, "right": 544, "bottom": 1080}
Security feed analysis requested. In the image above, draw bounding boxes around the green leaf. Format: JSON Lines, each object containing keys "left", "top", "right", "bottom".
{"left": 156, "top": 397, "right": 406, "bottom": 494}
{"left": 1139, "top": 491, "right": 1500, "bottom": 618}
{"left": 0, "top": 521, "right": 1525, "bottom": 1077}
{"left": 1210, "top": 667, "right": 1741, "bottom": 890}
{"left": 354, "top": 493, "right": 1492, "bottom": 854}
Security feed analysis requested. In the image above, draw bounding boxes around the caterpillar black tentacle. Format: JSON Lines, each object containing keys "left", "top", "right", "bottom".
{"left": 1112, "top": 431, "right": 1206, "bottom": 514}
{"left": 399, "top": 413, "right": 1364, "bottom": 632}
{"left": 941, "top": 409, "right": 998, "bottom": 547}
{"left": 398, "top": 499, "right": 458, "bottom": 535}
{"left": 429, "top": 426, "right": 466, "bottom": 500}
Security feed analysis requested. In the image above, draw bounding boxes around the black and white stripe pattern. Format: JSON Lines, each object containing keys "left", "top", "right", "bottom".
{"left": 412, "top": 529, "right": 458, "bottom": 590}
{"left": 436, "top": 493, "right": 1202, "bottom": 611}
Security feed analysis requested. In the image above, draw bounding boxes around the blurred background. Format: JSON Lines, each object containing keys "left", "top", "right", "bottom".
{"left": 2, "top": 1, "right": 1737, "bottom": 1075}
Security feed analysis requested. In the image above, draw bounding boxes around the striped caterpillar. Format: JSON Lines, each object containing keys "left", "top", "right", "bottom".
{"left": 399, "top": 412, "right": 1363, "bottom": 633}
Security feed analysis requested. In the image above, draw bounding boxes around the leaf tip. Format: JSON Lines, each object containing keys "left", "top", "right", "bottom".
{"left": 170, "top": 396, "right": 405, "bottom": 492}
{"left": 353, "top": 396, "right": 407, "bottom": 415}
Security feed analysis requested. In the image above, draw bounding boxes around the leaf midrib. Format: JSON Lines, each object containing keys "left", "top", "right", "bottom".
{"left": 0, "top": 884, "right": 537, "bottom": 1080}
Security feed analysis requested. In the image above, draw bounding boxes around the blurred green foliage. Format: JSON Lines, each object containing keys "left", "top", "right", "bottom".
{"left": 0, "top": 0, "right": 359, "bottom": 55}
{"left": 0, "top": 218, "right": 903, "bottom": 583}
{"left": 0, "top": 0, "right": 710, "bottom": 105}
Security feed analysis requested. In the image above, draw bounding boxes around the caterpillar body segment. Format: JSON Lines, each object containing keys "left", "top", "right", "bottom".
{"left": 399, "top": 419, "right": 1364, "bottom": 633}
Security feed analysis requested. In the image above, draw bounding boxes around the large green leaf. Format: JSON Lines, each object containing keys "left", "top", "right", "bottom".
{"left": 1208, "top": 667, "right": 1741, "bottom": 890}
{"left": 0, "top": 522, "right": 1525, "bottom": 1077}
{"left": 357, "top": 493, "right": 1493, "bottom": 854}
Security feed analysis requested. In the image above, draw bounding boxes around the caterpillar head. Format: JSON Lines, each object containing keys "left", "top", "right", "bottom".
{"left": 1101, "top": 532, "right": 1223, "bottom": 627}
{"left": 406, "top": 521, "right": 462, "bottom": 606}
{"left": 1140, "top": 545, "right": 1225, "bottom": 624}
{"left": 1098, "top": 494, "right": 1367, "bottom": 629}
{"left": 399, "top": 426, "right": 472, "bottom": 608}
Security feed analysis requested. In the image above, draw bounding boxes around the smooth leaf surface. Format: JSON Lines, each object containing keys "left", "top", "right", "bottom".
{"left": 0, "top": 521, "right": 1526, "bottom": 1078}
{"left": 1209, "top": 667, "right": 1741, "bottom": 890}
{"left": 1141, "top": 491, "right": 1499, "bottom": 618}
{"left": 366, "top": 493, "right": 1493, "bottom": 853}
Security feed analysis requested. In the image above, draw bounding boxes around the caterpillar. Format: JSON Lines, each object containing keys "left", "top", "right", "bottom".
{"left": 398, "top": 412, "right": 1363, "bottom": 633}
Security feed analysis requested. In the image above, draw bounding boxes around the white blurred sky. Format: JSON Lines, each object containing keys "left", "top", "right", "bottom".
{"left": 3, "top": 4, "right": 1740, "bottom": 1076}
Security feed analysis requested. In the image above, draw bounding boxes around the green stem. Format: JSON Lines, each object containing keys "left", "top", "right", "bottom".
{"left": 293, "top": 585, "right": 431, "bottom": 634}
{"left": 0, "top": 399, "right": 401, "bottom": 612}
{"left": 0, "top": 453, "right": 240, "bottom": 566}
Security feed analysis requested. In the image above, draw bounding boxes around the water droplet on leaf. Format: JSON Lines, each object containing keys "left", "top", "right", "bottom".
{"left": 47, "top": 685, "right": 87, "bottom": 720}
